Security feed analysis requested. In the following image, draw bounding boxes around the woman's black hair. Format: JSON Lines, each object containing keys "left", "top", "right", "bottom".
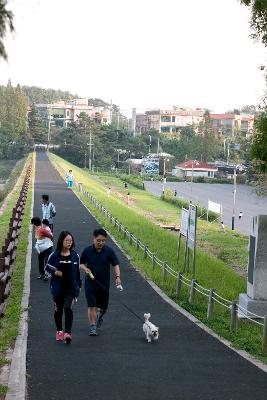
{"left": 56, "top": 231, "right": 75, "bottom": 252}
{"left": 31, "top": 217, "right": 41, "bottom": 226}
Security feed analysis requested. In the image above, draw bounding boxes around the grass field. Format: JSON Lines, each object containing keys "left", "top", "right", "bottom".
{"left": 0, "top": 160, "right": 18, "bottom": 182}
{"left": 50, "top": 153, "right": 267, "bottom": 364}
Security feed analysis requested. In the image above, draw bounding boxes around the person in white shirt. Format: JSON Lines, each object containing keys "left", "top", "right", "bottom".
{"left": 41, "top": 194, "right": 56, "bottom": 232}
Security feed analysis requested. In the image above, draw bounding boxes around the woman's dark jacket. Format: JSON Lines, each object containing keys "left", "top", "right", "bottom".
{"left": 45, "top": 249, "right": 81, "bottom": 298}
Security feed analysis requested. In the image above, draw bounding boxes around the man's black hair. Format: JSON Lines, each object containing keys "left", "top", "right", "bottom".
{"left": 42, "top": 219, "right": 50, "bottom": 226}
{"left": 31, "top": 217, "right": 42, "bottom": 226}
{"left": 42, "top": 194, "right": 49, "bottom": 201}
{"left": 57, "top": 231, "right": 75, "bottom": 252}
{"left": 93, "top": 228, "right": 107, "bottom": 238}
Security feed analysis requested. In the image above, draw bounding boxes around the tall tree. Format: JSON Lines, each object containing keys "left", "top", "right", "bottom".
{"left": 28, "top": 103, "right": 47, "bottom": 143}
{"left": 0, "top": 0, "right": 14, "bottom": 60}
{"left": 240, "top": 1, "right": 267, "bottom": 46}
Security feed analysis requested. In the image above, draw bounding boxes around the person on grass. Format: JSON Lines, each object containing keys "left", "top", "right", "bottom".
{"left": 80, "top": 228, "right": 121, "bottom": 336}
{"left": 45, "top": 231, "right": 81, "bottom": 345}
{"left": 31, "top": 217, "right": 53, "bottom": 280}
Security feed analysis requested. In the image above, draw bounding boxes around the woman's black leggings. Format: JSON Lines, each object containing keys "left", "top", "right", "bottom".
{"left": 53, "top": 294, "right": 74, "bottom": 334}
{"left": 38, "top": 246, "right": 52, "bottom": 275}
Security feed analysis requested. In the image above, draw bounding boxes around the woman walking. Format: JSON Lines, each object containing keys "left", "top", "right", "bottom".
{"left": 45, "top": 231, "right": 81, "bottom": 344}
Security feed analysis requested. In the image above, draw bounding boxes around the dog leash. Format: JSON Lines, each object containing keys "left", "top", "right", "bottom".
{"left": 87, "top": 272, "right": 148, "bottom": 324}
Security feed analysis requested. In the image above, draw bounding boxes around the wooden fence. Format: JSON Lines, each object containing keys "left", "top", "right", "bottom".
{"left": 0, "top": 162, "right": 32, "bottom": 318}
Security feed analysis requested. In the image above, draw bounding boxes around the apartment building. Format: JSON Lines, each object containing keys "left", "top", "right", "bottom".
{"left": 135, "top": 107, "right": 205, "bottom": 134}
{"left": 36, "top": 98, "right": 112, "bottom": 128}
{"left": 209, "top": 113, "right": 255, "bottom": 137}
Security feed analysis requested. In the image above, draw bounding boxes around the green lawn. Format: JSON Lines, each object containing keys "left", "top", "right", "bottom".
{"left": 0, "top": 160, "right": 18, "bottom": 181}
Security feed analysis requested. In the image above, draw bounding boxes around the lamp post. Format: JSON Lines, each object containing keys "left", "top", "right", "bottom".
{"left": 231, "top": 168, "right": 237, "bottom": 230}
{"left": 190, "top": 160, "right": 198, "bottom": 200}
{"left": 148, "top": 134, "right": 151, "bottom": 154}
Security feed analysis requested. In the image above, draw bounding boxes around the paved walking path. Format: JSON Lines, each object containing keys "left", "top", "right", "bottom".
{"left": 26, "top": 152, "right": 267, "bottom": 400}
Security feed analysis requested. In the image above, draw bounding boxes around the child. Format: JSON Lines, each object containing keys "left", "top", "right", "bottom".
{"left": 66, "top": 170, "right": 74, "bottom": 188}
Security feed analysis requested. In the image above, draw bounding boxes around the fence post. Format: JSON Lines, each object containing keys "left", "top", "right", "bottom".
{"left": 129, "top": 233, "right": 132, "bottom": 245}
{"left": 230, "top": 300, "right": 238, "bottom": 332}
{"left": 144, "top": 245, "right": 148, "bottom": 259}
{"left": 176, "top": 272, "right": 182, "bottom": 297}
{"left": 136, "top": 239, "right": 139, "bottom": 250}
{"left": 124, "top": 228, "right": 127, "bottom": 239}
{"left": 189, "top": 279, "right": 196, "bottom": 305}
{"left": 163, "top": 262, "right": 167, "bottom": 280}
{"left": 262, "top": 316, "right": 267, "bottom": 355}
{"left": 207, "top": 288, "right": 216, "bottom": 320}
{"left": 152, "top": 254, "right": 155, "bottom": 269}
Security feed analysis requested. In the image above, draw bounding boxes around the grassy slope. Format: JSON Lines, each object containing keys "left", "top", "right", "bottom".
{"left": 50, "top": 153, "right": 266, "bottom": 363}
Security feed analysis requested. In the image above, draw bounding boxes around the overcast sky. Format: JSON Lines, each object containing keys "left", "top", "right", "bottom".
{"left": 0, "top": 0, "right": 266, "bottom": 116}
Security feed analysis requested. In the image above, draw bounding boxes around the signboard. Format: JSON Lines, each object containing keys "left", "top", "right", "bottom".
{"left": 180, "top": 208, "right": 189, "bottom": 237}
{"left": 208, "top": 200, "right": 221, "bottom": 214}
{"left": 142, "top": 157, "right": 159, "bottom": 175}
{"left": 188, "top": 204, "right": 197, "bottom": 249}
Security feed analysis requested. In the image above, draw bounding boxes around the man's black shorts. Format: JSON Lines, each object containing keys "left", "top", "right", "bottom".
{"left": 85, "top": 280, "right": 109, "bottom": 309}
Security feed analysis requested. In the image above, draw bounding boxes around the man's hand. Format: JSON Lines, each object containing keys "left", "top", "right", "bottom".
{"left": 55, "top": 271, "right": 62, "bottom": 277}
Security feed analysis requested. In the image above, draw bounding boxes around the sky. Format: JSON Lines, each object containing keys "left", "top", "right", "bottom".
{"left": 0, "top": 0, "right": 266, "bottom": 116}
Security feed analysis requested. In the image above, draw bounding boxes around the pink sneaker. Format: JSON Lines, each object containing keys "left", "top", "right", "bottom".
{"left": 64, "top": 333, "right": 72, "bottom": 344}
{"left": 56, "top": 331, "right": 64, "bottom": 341}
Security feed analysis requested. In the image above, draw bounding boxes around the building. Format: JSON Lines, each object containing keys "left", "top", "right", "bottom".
{"left": 172, "top": 160, "right": 218, "bottom": 179}
{"left": 135, "top": 107, "right": 205, "bottom": 134}
{"left": 36, "top": 98, "right": 112, "bottom": 128}
{"left": 209, "top": 113, "right": 255, "bottom": 137}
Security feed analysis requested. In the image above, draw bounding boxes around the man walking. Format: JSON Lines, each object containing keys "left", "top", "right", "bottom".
{"left": 80, "top": 228, "right": 121, "bottom": 336}
{"left": 41, "top": 194, "right": 56, "bottom": 232}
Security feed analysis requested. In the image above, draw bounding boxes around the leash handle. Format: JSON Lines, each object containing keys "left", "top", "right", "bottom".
{"left": 116, "top": 284, "right": 123, "bottom": 291}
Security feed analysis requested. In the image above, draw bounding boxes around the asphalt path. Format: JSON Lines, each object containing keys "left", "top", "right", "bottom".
{"left": 26, "top": 152, "right": 267, "bottom": 400}
{"left": 144, "top": 181, "right": 267, "bottom": 236}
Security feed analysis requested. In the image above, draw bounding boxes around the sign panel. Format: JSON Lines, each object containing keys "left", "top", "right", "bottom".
{"left": 208, "top": 200, "right": 221, "bottom": 214}
{"left": 180, "top": 208, "right": 189, "bottom": 237}
{"left": 142, "top": 157, "right": 159, "bottom": 175}
{"left": 188, "top": 204, "right": 197, "bottom": 249}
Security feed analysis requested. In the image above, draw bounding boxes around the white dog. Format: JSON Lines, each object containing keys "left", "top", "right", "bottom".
{"left": 143, "top": 313, "right": 159, "bottom": 343}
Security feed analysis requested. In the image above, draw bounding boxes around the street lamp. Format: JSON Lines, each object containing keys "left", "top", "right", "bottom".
{"left": 190, "top": 160, "right": 199, "bottom": 200}
{"left": 148, "top": 134, "right": 151, "bottom": 154}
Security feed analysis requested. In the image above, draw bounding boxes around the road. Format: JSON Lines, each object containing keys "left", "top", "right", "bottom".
{"left": 144, "top": 181, "right": 267, "bottom": 236}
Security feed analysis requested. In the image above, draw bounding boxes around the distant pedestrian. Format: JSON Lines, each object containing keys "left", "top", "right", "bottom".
{"left": 125, "top": 192, "right": 130, "bottom": 205}
{"left": 66, "top": 170, "right": 74, "bottom": 188}
{"left": 239, "top": 211, "right": 243, "bottom": 220}
{"left": 174, "top": 190, "right": 177, "bottom": 197}
{"left": 31, "top": 217, "right": 53, "bottom": 280}
{"left": 41, "top": 194, "right": 56, "bottom": 232}
{"left": 106, "top": 187, "right": 111, "bottom": 197}
{"left": 124, "top": 182, "right": 128, "bottom": 189}
{"left": 80, "top": 228, "right": 121, "bottom": 336}
{"left": 45, "top": 231, "right": 81, "bottom": 345}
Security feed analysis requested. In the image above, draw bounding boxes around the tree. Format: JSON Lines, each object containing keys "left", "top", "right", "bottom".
{"left": 250, "top": 112, "right": 267, "bottom": 172}
{"left": 28, "top": 104, "right": 47, "bottom": 144}
{"left": 240, "top": 1, "right": 267, "bottom": 46}
{"left": 0, "top": 0, "right": 14, "bottom": 60}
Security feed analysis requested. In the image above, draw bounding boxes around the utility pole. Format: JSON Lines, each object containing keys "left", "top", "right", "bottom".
{"left": 231, "top": 168, "right": 237, "bottom": 230}
{"left": 116, "top": 113, "right": 120, "bottom": 141}
{"left": 88, "top": 128, "right": 93, "bottom": 171}
{"left": 131, "top": 108, "right": 136, "bottom": 137}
